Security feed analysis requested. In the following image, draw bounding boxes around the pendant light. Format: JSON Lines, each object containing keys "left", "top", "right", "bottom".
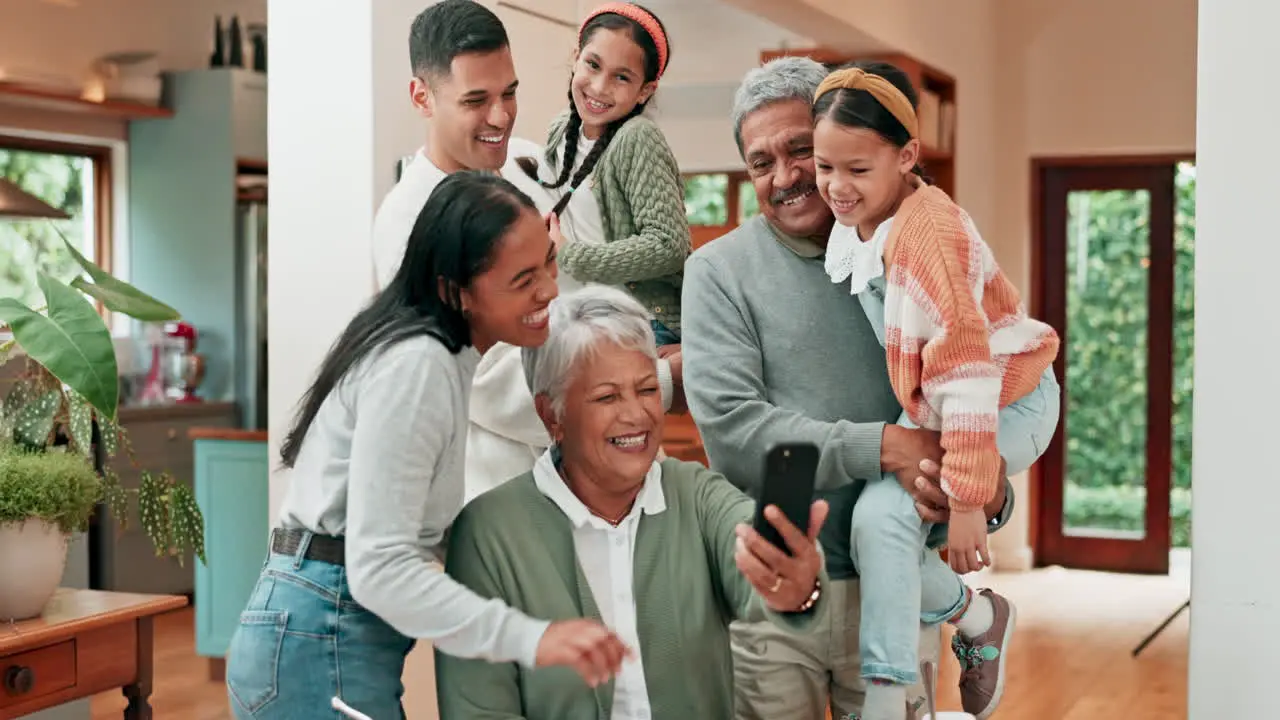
{"left": 0, "top": 178, "right": 70, "bottom": 220}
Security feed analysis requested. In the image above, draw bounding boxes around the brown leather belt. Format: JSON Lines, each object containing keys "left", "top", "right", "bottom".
{"left": 270, "top": 527, "right": 346, "bottom": 566}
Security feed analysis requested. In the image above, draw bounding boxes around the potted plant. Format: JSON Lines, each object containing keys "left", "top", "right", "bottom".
{"left": 0, "top": 236, "right": 205, "bottom": 621}
{"left": 0, "top": 446, "right": 100, "bottom": 619}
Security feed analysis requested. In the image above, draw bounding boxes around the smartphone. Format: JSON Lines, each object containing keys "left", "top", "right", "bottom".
{"left": 752, "top": 442, "right": 819, "bottom": 555}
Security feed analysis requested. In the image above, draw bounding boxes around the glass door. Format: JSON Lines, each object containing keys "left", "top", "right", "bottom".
{"left": 1033, "top": 162, "right": 1179, "bottom": 574}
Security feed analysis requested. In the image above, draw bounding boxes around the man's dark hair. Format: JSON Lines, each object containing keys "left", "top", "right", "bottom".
{"left": 409, "top": 0, "right": 509, "bottom": 80}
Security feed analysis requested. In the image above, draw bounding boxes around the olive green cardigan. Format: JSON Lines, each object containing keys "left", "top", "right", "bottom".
{"left": 545, "top": 111, "right": 690, "bottom": 332}
{"left": 435, "top": 458, "right": 828, "bottom": 719}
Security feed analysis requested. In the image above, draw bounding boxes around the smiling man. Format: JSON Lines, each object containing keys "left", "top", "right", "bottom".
{"left": 681, "top": 57, "right": 1018, "bottom": 720}
{"left": 370, "top": 0, "right": 677, "bottom": 505}
{"left": 372, "top": 0, "right": 538, "bottom": 285}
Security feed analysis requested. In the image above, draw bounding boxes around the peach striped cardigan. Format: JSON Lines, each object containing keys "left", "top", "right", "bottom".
{"left": 883, "top": 184, "right": 1059, "bottom": 512}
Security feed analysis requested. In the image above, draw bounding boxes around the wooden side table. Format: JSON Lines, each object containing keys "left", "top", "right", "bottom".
{"left": 0, "top": 588, "right": 187, "bottom": 719}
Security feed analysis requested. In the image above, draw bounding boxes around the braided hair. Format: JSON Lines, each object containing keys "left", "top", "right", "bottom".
{"left": 517, "top": 5, "right": 668, "bottom": 218}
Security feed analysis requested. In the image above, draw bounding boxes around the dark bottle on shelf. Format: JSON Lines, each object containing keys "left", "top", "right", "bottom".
{"left": 210, "top": 16, "right": 225, "bottom": 68}
{"left": 228, "top": 16, "right": 245, "bottom": 68}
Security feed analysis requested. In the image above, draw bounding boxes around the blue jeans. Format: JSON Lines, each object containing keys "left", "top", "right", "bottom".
{"left": 225, "top": 533, "right": 415, "bottom": 719}
{"left": 651, "top": 319, "right": 680, "bottom": 346}
{"left": 849, "top": 277, "right": 1061, "bottom": 684}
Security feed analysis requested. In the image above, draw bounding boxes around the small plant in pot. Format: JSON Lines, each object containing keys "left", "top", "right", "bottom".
{"left": 0, "top": 446, "right": 101, "bottom": 619}
{"left": 0, "top": 236, "right": 205, "bottom": 621}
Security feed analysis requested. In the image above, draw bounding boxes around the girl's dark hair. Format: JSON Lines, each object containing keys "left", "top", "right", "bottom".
{"left": 516, "top": 4, "right": 668, "bottom": 216}
{"left": 278, "top": 171, "right": 536, "bottom": 468}
{"left": 812, "top": 60, "right": 932, "bottom": 184}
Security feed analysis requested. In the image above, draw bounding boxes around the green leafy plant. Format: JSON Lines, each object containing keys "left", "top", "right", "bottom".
{"left": 0, "top": 445, "right": 102, "bottom": 534}
{"left": 0, "top": 234, "right": 205, "bottom": 565}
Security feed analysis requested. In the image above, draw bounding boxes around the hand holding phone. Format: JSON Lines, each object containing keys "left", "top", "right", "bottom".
{"left": 751, "top": 442, "right": 819, "bottom": 555}
{"left": 735, "top": 443, "right": 828, "bottom": 612}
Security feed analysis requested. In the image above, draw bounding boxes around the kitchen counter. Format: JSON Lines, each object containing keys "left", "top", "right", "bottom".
{"left": 118, "top": 401, "right": 238, "bottom": 423}
{"left": 188, "top": 427, "right": 267, "bottom": 442}
{"left": 92, "top": 401, "right": 240, "bottom": 597}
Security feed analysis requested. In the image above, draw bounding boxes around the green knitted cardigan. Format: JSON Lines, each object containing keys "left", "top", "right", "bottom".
{"left": 434, "top": 457, "right": 828, "bottom": 720}
{"left": 545, "top": 110, "right": 690, "bottom": 332}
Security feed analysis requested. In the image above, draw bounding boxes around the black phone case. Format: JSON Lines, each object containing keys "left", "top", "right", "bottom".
{"left": 751, "top": 442, "right": 819, "bottom": 555}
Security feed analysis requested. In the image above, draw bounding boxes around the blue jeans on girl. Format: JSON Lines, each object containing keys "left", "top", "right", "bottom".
{"left": 848, "top": 276, "right": 1060, "bottom": 685}
{"left": 225, "top": 530, "right": 415, "bottom": 719}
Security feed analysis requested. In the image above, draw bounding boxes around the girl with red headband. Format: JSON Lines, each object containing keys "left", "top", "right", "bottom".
{"left": 517, "top": 2, "right": 690, "bottom": 350}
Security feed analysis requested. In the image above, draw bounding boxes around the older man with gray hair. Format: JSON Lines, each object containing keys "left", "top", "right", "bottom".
{"left": 681, "top": 57, "right": 1018, "bottom": 719}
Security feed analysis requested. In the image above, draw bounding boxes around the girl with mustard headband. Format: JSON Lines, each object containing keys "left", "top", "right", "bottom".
{"left": 811, "top": 62, "right": 1062, "bottom": 720}
{"left": 515, "top": 2, "right": 689, "bottom": 352}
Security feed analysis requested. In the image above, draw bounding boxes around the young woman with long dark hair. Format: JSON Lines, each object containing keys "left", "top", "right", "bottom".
{"left": 224, "top": 172, "right": 628, "bottom": 719}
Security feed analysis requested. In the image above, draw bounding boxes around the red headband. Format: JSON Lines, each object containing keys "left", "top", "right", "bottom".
{"left": 579, "top": 2, "right": 669, "bottom": 79}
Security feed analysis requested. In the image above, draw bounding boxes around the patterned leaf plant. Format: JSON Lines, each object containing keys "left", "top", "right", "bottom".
{"left": 0, "top": 231, "right": 204, "bottom": 565}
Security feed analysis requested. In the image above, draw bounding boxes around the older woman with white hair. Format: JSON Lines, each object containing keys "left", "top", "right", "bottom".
{"left": 435, "top": 285, "right": 830, "bottom": 719}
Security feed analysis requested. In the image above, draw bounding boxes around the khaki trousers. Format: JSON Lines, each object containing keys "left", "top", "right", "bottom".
{"left": 730, "top": 578, "right": 942, "bottom": 720}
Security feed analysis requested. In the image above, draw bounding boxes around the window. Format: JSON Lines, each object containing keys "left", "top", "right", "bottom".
{"left": 683, "top": 171, "right": 760, "bottom": 226}
{"left": 0, "top": 137, "right": 111, "bottom": 309}
{"left": 684, "top": 173, "right": 730, "bottom": 225}
{"left": 683, "top": 171, "right": 760, "bottom": 249}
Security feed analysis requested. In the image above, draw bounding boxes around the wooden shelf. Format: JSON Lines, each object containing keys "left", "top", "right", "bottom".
{"left": 0, "top": 81, "right": 172, "bottom": 120}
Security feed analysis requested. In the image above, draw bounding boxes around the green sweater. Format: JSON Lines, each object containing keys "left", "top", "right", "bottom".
{"left": 545, "top": 111, "right": 690, "bottom": 332}
{"left": 435, "top": 458, "right": 827, "bottom": 719}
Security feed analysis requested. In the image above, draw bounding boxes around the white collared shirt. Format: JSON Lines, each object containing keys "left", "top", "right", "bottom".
{"left": 532, "top": 449, "right": 664, "bottom": 720}
{"left": 825, "top": 216, "right": 894, "bottom": 294}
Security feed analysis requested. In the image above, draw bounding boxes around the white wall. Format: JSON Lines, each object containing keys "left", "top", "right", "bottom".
{"left": 491, "top": 0, "right": 577, "bottom": 144}
{"left": 1188, "top": 1, "right": 1278, "bottom": 714}
{"left": 649, "top": 0, "right": 815, "bottom": 171}
{"left": 266, "top": 1, "right": 451, "bottom": 715}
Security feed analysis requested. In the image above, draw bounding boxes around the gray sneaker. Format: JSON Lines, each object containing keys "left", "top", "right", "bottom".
{"left": 951, "top": 589, "right": 1016, "bottom": 719}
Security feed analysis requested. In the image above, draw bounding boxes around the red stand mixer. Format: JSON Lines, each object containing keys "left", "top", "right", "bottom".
{"left": 138, "top": 321, "right": 206, "bottom": 404}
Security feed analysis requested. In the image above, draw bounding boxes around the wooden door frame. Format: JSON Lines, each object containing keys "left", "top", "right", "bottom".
{"left": 1028, "top": 153, "right": 1192, "bottom": 574}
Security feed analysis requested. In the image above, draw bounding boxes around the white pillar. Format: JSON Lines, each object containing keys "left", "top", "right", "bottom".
{"left": 1189, "top": 2, "right": 1280, "bottom": 716}
{"left": 266, "top": 1, "right": 438, "bottom": 716}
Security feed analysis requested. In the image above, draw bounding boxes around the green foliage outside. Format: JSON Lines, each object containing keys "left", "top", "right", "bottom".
{"left": 683, "top": 174, "right": 760, "bottom": 226}
{"left": 0, "top": 150, "right": 88, "bottom": 307}
{"left": 1062, "top": 163, "right": 1195, "bottom": 547}
{"left": 684, "top": 174, "right": 728, "bottom": 225}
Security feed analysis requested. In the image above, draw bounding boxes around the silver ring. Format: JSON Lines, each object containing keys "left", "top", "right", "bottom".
{"left": 769, "top": 575, "right": 782, "bottom": 593}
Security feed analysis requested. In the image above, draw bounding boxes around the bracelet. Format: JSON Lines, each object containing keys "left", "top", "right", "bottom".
{"left": 790, "top": 577, "right": 822, "bottom": 614}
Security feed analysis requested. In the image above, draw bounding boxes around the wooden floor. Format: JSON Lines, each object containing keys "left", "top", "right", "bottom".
{"left": 89, "top": 557, "right": 1190, "bottom": 719}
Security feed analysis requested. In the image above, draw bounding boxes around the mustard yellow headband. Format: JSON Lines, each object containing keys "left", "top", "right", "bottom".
{"left": 814, "top": 67, "right": 919, "bottom": 140}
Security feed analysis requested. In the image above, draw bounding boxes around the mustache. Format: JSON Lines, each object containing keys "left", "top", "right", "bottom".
{"left": 770, "top": 183, "right": 817, "bottom": 206}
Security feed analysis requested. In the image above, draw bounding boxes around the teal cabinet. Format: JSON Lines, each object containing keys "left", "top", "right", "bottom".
{"left": 193, "top": 437, "right": 269, "bottom": 658}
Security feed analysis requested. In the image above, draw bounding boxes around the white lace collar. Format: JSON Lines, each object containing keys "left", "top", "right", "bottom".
{"left": 824, "top": 217, "right": 894, "bottom": 294}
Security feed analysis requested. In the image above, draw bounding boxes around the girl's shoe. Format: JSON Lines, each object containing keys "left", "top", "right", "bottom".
{"left": 950, "top": 588, "right": 1016, "bottom": 719}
